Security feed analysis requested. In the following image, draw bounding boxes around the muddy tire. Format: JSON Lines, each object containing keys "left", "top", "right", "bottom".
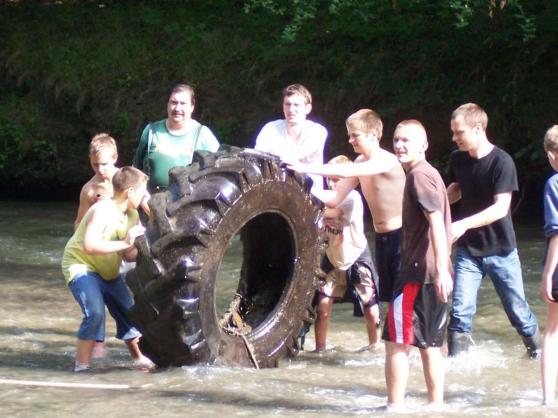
{"left": 127, "top": 147, "right": 324, "bottom": 368}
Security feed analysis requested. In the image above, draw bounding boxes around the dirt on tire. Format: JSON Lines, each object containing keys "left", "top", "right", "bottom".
{"left": 127, "top": 147, "right": 325, "bottom": 368}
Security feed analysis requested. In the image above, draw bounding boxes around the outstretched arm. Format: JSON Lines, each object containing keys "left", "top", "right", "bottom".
{"left": 451, "top": 192, "right": 511, "bottom": 242}
{"left": 425, "top": 210, "right": 453, "bottom": 303}
{"left": 312, "top": 177, "right": 359, "bottom": 208}
{"left": 289, "top": 158, "right": 399, "bottom": 179}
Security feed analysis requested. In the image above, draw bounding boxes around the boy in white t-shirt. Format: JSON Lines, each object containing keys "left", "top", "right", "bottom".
{"left": 254, "top": 84, "right": 327, "bottom": 195}
{"left": 315, "top": 155, "right": 381, "bottom": 352}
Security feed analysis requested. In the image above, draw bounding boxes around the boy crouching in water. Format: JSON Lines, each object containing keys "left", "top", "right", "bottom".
{"left": 383, "top": 120, "right": 453, "bottom": 410}
{"left": 62, "top": 166, "right": 154, "bottom": 372}
{"left": 315, "top": 155, "right": 381, "bottom": 352}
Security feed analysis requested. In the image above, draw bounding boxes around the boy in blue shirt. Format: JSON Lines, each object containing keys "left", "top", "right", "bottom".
{"left": 541, "top": 125, "right": 558, "bottom": 404}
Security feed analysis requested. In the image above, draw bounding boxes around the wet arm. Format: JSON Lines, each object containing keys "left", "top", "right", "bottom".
{"left": 290, "top": 159, "right": 398, "bottom": 179}
{"left": 83, "top": 207, "right": 140, "bottom": 255}
{"left": 451, "top": 192, "right": 511, "bottom": 241}
{"left": 541, "top": 235, "right": 558, "bottom": 302}
{"left": 74, "top": 186, "right": 92, "bottom": 230}
{"left": 139, "top": 191, "right": 152, "bottom": 220}
{"left": 121, "top": 245, "right": 138, "bottom": 262}
{"left": 425, "top": 210, "right": 452, "bottom": 303}
{"left": 323, "top": 207, "right": 343, "bottom": 218}
{"left": 446, "top": 182, "right": 461, "bottom": 204}
{"left": 313, "top": 177, "right": 358, "bottom": 208}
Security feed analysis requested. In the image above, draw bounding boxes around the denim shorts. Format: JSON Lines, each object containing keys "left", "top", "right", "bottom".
{"left": 69, "top": 271, "right": 141, "bottom": 342}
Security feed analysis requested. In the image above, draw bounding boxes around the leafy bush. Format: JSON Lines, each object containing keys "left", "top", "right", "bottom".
{"left": 0, "top": 0, "right": 556, "bottom": 212}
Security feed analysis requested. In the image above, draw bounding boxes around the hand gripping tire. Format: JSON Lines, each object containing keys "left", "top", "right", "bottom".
{"left": 127, "top": 147, "right": 325, "bottom": 368}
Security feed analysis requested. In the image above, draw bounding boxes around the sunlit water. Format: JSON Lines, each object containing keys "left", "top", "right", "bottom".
{"left": 0, "top": 200, "right": 555, "bottom": 417}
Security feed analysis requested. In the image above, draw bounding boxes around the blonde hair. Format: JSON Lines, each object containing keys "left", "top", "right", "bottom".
{"left": 346, "top": 109, "right": 383, "bottom": 140}
{"left": 326, "top": 155, "right": 352, "bottom": 190}
{"left": 452, "top": 103, "right": 488, "bottom": 130}
{"left": 544, "top": 125, "right": 558, "bottom": 152}
{"left": 282, "top": 84, "right": 312, "bottom": 105}
{"left": 327, "top": 155, "right": 351, "bottom": 165}
{"left": 112, "top": 166, "right": 148, "bottom": 194}
{"left": 89, "top": 133, "right": 117, "bottom": 157}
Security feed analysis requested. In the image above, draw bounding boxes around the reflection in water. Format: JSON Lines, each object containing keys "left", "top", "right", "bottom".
{"left": 0, "top": 200, "right": 553, "bottom": 416}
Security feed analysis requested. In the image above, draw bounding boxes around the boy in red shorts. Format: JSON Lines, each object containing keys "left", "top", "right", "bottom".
{"left": 383, "top": 120, "right": 453, "bottom": 410}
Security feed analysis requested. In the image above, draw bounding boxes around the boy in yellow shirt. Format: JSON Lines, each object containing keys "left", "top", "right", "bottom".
{"left": 62, "top": 166, "right": 153, "bottom": 372}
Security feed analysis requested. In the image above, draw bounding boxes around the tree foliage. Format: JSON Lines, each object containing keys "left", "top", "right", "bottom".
{"left": 0, "top": 0, "right": 557, "bottom": 213}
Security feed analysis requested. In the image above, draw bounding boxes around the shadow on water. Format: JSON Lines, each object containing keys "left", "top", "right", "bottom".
{"left": 0, "top": 347, "right": 72, "bottom": 370}
{"left": 0, "top": 262, "right": 63, "bottom": 275}
{"left": 151, "top": 388, "right": 385, "bottom": 415}
{"left": 118, "top": 365, "right": 390, "bottom": 415}
{"left": 0, "top": 326, "right": 75, "bottom": 338}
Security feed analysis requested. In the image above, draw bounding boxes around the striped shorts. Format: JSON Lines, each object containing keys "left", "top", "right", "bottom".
{"left": 382, "top": 282, "right": 448, "bottom": 349}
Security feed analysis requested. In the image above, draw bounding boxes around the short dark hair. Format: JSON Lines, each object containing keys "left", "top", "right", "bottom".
{"left": 395, "top": 119, "right": 427, "bottom": 143}
{"left": 170, "top": 84, "right": 196, "bottom": 106}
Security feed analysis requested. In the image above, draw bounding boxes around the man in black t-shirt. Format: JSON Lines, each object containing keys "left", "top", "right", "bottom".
{"left": 446, "top": 103, "right": 540, "bottom": 358}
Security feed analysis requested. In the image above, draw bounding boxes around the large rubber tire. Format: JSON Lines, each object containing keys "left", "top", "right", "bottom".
{"left": 127, "top": 147, "right": 324, "bottom": 368}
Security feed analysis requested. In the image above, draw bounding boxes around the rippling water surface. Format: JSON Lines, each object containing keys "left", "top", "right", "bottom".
{"left": 0, "top": 200, "right": 554, "bottom": 417}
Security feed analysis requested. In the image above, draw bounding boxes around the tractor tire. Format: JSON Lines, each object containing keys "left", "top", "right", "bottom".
{"left": 127, "top": 147, "right": 324, "bottom": 368}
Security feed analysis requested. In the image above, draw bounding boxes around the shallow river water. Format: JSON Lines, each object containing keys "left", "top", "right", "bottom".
{"left": 0, "top": 200, "right": 556, "bottom": 417}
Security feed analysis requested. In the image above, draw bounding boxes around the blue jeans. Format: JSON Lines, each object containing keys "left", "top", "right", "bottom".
{"left": 448, "top": 247, "right": 538, "bottom": 338}
{"left": 69, "top": 272, "right": 141, "bottom": 342}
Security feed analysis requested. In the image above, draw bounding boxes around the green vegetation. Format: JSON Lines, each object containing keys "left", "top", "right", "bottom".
{"left": 1, "top": 0, "right": 557, "bottom": 213}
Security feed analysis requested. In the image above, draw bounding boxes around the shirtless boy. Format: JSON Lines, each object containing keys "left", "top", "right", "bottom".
{"left": 74, "top": 133, "right": 119, "bottom": 229}
{"left": 91, "top": 182, "right": 112, "bottom": 203}
{"left": 291, "top": 109, "right": 406, "bottom": 303}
